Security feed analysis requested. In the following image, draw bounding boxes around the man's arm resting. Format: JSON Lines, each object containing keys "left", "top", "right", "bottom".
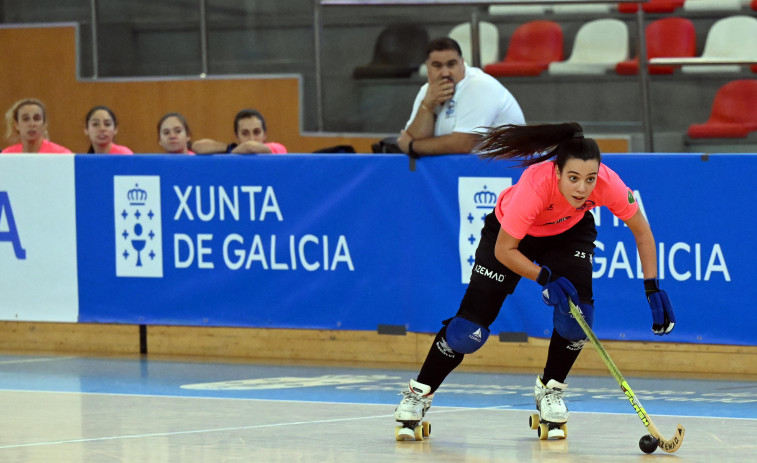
{"left": 404, "top": 102, "right": 436, "bottom": 141}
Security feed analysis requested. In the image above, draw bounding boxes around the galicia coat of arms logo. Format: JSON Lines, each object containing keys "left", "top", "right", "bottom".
{"left": 458, "top": 177, "right": 512, "bottom": 284}
{"left": 114, "top": 176, "right": 163, "bottom": 277}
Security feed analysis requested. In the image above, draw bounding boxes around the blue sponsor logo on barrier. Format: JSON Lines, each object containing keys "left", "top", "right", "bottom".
{"left": 0, "top": 191, "right": 26, "bottom": 260}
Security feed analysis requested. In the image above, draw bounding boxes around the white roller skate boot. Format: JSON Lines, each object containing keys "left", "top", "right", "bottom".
{"left": 529, "top": 376, "right": 569, "bottom": 440}
{"left": 394, "top": 379, "right": 433, "bottom": 441}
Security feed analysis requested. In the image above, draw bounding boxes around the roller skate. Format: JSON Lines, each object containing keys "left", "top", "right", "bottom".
{"left": 529, "top": 376, "right": 569, "bottom": 440}
{"left": 394, "top": 379, "right": 433, "bottom": 441}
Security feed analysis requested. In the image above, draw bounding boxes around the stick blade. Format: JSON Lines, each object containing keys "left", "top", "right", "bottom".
{"left": 657, "top": 424, "right": 685, "bottom": 453}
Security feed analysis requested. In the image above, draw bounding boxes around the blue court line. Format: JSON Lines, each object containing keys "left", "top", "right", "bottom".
{"left": 0, "top": 355, "right": 754, "bottom": 420}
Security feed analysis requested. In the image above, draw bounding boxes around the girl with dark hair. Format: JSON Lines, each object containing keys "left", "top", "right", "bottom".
{"left": 84, "top": 105, "right": 133, "bottom": 154}
{"left": 157, "top": 112, "right": 194, "bottom": 154}
{"left": 393, "top": 122, "right": 676, "bottom": 441}
{"left": 192, "top": 108, "right": 287, "bottom": 155}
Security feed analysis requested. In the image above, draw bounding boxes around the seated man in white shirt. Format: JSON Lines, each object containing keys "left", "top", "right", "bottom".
{"left": 398, "top": 37, "right": 525, "bottom": 157}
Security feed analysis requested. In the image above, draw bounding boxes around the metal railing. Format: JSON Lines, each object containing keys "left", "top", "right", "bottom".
{"left": 317, "top": 0, "right": 654, "bottom": 150}
{"left": 80, "top": 0, "right": 754, "bottom": 152}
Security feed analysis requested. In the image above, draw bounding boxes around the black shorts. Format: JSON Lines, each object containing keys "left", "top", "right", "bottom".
{"left": 461, "top": 211, "right": 596, "bottom": 325}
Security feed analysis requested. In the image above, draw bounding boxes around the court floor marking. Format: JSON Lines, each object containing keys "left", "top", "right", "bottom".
{"left": 1, "top": 389, "right": 754, "bottom": 452}
{"left": 2, "top": 387, "right": 752, "bottom": 450}
{"left": 0, "top": 356, "right": 77, "bottom": 365}
{"left": 0, "top": 406, "right": 481, "bottom": 450}
{"left": 2, "top": 387, "right": 754, "bottom": 422}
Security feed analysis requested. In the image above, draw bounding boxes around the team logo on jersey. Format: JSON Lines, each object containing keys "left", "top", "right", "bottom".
{"left": 576, "top": 199, "right": 596, "bottom": 212}
{"left": 628, "top": 190, "right": 636, "bottom": 204}
{"left": 114, "top": 176, "right": 163, "bottom": 277}
{"left": 445, "top": 99, "right": 456, "bottom": 118}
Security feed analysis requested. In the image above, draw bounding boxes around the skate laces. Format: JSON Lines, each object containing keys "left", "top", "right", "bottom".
{"left": 541, "top": 387, "right": 565, "bottom": 408}
{"left": 400, "top": 389, "right": 432, "bottom": 408}
{"left": 401, "top": 389, "right": 424, "bottom": 405}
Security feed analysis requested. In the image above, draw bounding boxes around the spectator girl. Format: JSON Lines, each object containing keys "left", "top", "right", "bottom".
{"left": 2, "top": 98, "right": 72, "bottom": 154}
{"left": 158, "top": 112, "right": 194, "bottom": 154}
{"left": 84, "top": 105, "right": 133, "bottom": 154}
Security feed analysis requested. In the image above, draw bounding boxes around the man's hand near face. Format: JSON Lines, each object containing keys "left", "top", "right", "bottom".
{"left": 424, "top": 76, "right": 455, "bottom": 109}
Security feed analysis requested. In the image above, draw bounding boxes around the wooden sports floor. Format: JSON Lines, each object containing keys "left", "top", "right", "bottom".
{"left": 0, "top": 353, "right": 754, "bottom": 462}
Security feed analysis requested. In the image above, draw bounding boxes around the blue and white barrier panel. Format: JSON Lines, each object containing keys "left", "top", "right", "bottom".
{"left": 0, "top": 153, "right": 750, "bottom": 346}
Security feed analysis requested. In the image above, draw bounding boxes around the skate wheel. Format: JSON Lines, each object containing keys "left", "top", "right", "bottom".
{"left": 547, "top": 427, "right": 566, "bottom": 439}
{"left": 422, "top": 421, "right": 431, "bottom": 438}
{"left": 537, "top": 423, "right": 549, "bottom": 440}
{"left": 560, "top": 423, "right": 568, "bottom": 439}
{"left": 413, "top": 424, "right": 424, "bottom": 440}
{"left": 395, "top": 425, "right": 415, "bottom": 441}
{"left": 529, "top": 413, "right": 539, "bottom": 430}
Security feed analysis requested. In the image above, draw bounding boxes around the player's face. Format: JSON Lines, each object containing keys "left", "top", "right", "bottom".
{"left": 236, "top": 116, "right": 266, "bottom": 143}
{"left": 159, "top": 116, "right": 189, "bottom": 154}
{"left": 85, "top": 109, "right": 117, "bottom": 148}
{"left": 15, "top": 103, "right": 46, "bottom": 144}
{"left": 426, "top": 49, "right": 465, "bottom": 86}
{"left": 556, "top": 158, "right": 599, "bottom": 208}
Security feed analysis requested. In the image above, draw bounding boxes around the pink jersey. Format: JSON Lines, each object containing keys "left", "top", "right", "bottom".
{"left": 1, "top": 139, "right": 73, "bottom": 154}
{"left": 266, "top": 142, "right": 287, "bottom": 154}
{"left": 495, "top": 161, "right": 638, "bottom": 238}
{"left": 107, "top": 143, "right": 134, "bottom": 155}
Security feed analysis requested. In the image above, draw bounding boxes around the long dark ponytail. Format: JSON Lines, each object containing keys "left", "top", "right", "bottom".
{"left": 476, "top": 122, "right": 601, "bottom": 170}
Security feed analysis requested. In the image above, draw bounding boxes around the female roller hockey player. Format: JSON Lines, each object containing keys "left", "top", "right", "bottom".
{"left": 393, "top": 122, "right": 676, "bottom": 441}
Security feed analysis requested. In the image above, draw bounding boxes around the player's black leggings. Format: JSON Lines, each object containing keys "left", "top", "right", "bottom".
{"left": 417, "top": 211, "right": 597, "bottom": 393}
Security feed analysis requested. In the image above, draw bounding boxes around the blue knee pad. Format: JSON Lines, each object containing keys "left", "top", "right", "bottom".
{"left": 554, "top": 302, "right": 594, "bottom": 342}
{"left": 445, "top": 316, "right": 490, "bottom": 354}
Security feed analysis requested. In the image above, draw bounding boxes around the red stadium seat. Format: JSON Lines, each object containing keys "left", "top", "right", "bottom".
{"left": 618, "top": 0, "right": 685, "bottom": 13}
{"left": 616, "top": 17, "right": 696, "bottom": 75}
{"left": 687, "top": 79, "right": 757, "bottom": 138}
{"left": 484, "top": 20, "right": 563, "bottom": 76}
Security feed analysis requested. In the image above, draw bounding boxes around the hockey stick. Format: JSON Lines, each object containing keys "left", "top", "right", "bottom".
{"left": 568, "top": 300, "right": 685, "bottom": 453}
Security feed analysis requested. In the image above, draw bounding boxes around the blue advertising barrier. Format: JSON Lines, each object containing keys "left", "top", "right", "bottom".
{"left": 412, "top": 153, "right": 749, "bottom": 346}
{"left": 5, "top": 153, "right": 751, "bottom": 345}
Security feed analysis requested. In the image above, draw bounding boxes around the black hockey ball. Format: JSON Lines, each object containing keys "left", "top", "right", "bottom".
{"left": 639, "top": 434, "right": 658, "bottom": 454}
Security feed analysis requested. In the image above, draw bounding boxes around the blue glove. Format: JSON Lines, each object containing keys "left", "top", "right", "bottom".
{"left": 537, "top": 267, "right": 579, "bottom": 314}
{"left": 645, "top": 278, "right": 675, "bottom": 335}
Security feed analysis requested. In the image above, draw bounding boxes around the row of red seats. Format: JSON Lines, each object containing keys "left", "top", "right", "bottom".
{"left": 490, "top": 0, "right": 756, "bottom": 15}
{"left": 618, "top": 0, "right": 756, "bottom": 13}
{"left": 484, "top": 16, "right": 757, "bottom": 77}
